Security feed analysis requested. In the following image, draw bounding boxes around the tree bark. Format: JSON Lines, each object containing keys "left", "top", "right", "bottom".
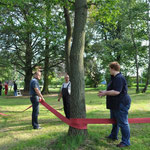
{"left": 68, "top": 0, "right": 87, "bottom": 136}
{"left": 142, "top": 0, "right": 150, "bottom": 93}
{"left": 24, "top": 32, "right": 33, "bottom": 91}
{"left": 64, "top": 6, "right": 72, "bottom": 76}
{"left": 22, "top": 9, "right": 33, "bottom": 92}
{"left": 42, "top": 37, "right": 50, "bottom": 94}
{"left": 42, "top": 3, "right": 50, "bottom": 94}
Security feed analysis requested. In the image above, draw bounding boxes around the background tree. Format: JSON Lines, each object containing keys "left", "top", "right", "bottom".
{"left": 0, "top": 1, "right": 44, "bottom": 91}
{"left": 142, "top": 0, "right": 150, "bottom": 93}
{"left": 41, "top": 0, "right": 65, "bottom": 94}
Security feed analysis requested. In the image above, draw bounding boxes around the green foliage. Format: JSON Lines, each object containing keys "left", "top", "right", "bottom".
{"left": 85, "top": 0, "right": 149, "bottom": 87}
{"left": 90, "top": 0, "right": 122, "bottom": 27}
{"left": 0, "top": 0, "right": 150, "bottom": 92}
{"left": 0, "top": 51, "right": 14, "bottom": 82}
{"left": 0, "top": 0, "right": 66, "bottom": 91}
{"left": 85, "top": 59, "right": 102, "bottom": 88}
{"left": 50, "top": 76, "right": 64, "bottom": 87}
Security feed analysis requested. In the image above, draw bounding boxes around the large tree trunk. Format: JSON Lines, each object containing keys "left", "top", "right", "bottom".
{"left": 24, "top": 67, "right": 32, "bottom": 91}
{"left": 24, "top": 33, "right": 33, "bottom": 92}
{"left": 64, "top": 6, "right": 72, "bottom": 75}
{"left": 42, "top": 39, "right": 49, "bottom": 94}
{"left": 22, "top": 9, "right": 33, "bottom": 92}
{"left": 42, "top": 2, "right": 50, "bottom": 94}
{"left": 68, "top": 0, "right": 87, "bottom": 136}
{"left": 142, "top": 0, "right": 150, "bottom": 93}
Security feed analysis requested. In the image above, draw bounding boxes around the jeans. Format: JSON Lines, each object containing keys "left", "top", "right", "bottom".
{"left": 30, "top": 96, "right": 39, "bottom": 129}
{"left": 14, "top": 90, "right": 17, "bottom": 96}
{"left": 108, "top": 102, "right": 131, "bottom": 146}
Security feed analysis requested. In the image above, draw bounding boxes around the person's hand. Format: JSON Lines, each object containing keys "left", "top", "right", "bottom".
{"left": 58, "top": 98, "right": 60, "bottom": 102}
{"left": 41, "top": 98, "right": 45, "bottom": 101}
{"left": 97, "top": 90, "right": 106, "bottom": 97}
{"left": 39, "top": 98, "right": 45, "bottom": 102}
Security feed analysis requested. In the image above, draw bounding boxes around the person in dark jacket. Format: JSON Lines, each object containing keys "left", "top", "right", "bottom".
{"left": 0, "top": 81, "right": 2, "bottom": 96}
{"left": 14, "top": 81, "right": 17, "bottom": 96}
{"left": 58, "top": 74, "right": 71, "bottom": 119}
{"left": 98, "top": 61, "right": 131, "bottom": 148}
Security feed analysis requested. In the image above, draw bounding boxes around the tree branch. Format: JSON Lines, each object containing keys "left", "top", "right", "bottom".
{"left": 68, "top": 0, "right": 75, "bottom": 4}
{"left": 16, "top": 69, "right": 25, "bottom": 76}
{"left": 49, "top": 60, "right": 64, "bottom": 69}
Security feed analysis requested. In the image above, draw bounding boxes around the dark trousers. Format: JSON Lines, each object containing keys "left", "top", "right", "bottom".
{"left": 109, "top": 102, "right": 131, "bottom": 146}
{"left": 30, "top": 96, "right": 39, "bottom": 129}
{"left": 62, "top": 95, "right": 70, "bottom": 119}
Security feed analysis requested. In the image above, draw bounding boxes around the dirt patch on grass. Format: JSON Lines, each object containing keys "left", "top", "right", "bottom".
{"left": 6, "top": 94, "right": 58, "bottom": 99}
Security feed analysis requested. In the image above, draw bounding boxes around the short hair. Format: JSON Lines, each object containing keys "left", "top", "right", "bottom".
{"left": 109, "top": 61, "right": 120, "bottom": 71}
{"left": 34, "top": 71, "right": 41, "bottom": 76}
{"left": 65, "top": 74, "right": 69, "bottom": 78}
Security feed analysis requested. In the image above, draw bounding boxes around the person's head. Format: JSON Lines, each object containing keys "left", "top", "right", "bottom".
{"left": 109, "top": 61, "right": 120, "bottom": 75}
{"left": 34, "top": 71, "right": 42, "bottom": 80}
{"left": 64, "top": 74, "right": 69, "bottom": 83}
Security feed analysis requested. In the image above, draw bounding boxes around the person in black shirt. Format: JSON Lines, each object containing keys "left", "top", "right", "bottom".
{"left": 98, "top": 62, "right": 131, "bottom": 148}
{"left": 14, "top": 81, "right": 17, "bottom": 96}
{"left": 58, "top": 74, "right": 71, "bottom": 119}
{"left": 0, "top": 81, "right": 2, "bottom": 96}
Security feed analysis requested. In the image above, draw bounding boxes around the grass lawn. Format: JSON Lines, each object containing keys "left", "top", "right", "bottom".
{"left": 0, "top": 88, "right": 150, "bottom": 150}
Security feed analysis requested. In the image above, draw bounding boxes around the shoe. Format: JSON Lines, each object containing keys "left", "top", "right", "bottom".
{"left": 105, "top": 136, "right": 118, "bottom": 141}
{"left": 116, "top": 143, "right": 128, "bottom": 148}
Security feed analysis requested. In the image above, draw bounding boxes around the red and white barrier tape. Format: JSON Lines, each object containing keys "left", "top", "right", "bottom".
{"left": 23, "top": 100, "right": 150, "bottom": 129}
{"left": 0, "top": 113, "right": 7, "bottom": 116}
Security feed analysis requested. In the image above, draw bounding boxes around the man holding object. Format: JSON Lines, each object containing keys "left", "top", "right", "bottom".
{"left": 29, "top": 71, "right": 45, "bottom": 129}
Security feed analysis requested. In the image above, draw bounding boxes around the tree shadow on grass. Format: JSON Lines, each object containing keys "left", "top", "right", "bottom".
{"left": 0, "top": 100, "right": 31, "bottom": 106}
{"left": 0, "top": 129, "right": 65, "bottom": 150}
{"left": 1, "top": 117, "right": 150, "bottom": 150}
{"left": 0, "top": 118, "right": 65, "bottom": 134}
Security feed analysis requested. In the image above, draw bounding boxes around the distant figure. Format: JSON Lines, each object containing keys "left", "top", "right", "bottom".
{"left": 4, "top": 82, "right": 8, "bottom": 95}
{"left": 58, "top": 74, "right": 71, "bottom": 119}
{"left": 14, "top": 81, "right": 17, "bottom": 96}
{"left": 29, "top": 71, "right": 45, "bottom": 129}
{"left": 0, "top": 81, "right": 2, "bottom": 96}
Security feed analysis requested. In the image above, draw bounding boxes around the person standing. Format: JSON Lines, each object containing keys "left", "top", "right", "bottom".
{"left": 29, "top": 71, "right": 45, "bottom": 129}
{"left": 58, "top": 74, "right": 71, "bottom": 119}
{"left": 14, "top": 81, "right": 17, "bottom": 96}
{"left": 98, "top": 61, "right": 131, "bottom": 148}
{"left": 4, "top": 82, "right": 8, "bottom": 95}
{"left": 0, "top": 81, "right": 2, "bottom": 96}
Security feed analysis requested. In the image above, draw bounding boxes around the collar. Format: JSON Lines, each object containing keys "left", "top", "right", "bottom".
{"left": 111, "top": 72, "right": 121, "bottom": 80}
